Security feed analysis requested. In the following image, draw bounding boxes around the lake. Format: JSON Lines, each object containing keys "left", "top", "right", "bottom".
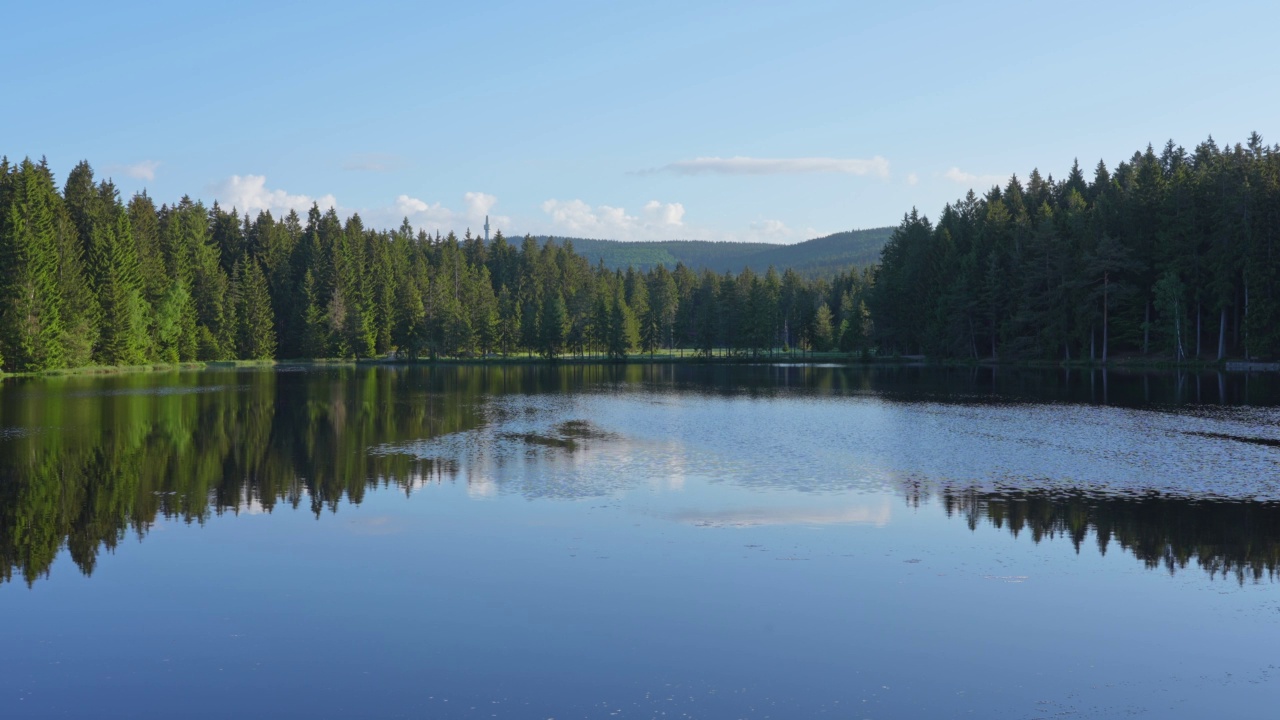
{"left": 1, "top": 364, "right": 1278, "bottom": 719}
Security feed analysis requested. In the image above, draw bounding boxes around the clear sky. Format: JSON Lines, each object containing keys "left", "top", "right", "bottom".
{"left": 5, "top": 0, "right": 1277, "bottom": 243}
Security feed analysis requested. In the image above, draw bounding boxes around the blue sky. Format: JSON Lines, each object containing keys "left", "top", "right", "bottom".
{"left": 5, "top": 0, "right": 1277, "bottom": 243}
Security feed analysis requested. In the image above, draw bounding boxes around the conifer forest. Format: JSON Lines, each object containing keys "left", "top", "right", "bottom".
{"left": 1, "top": 133, "right": 1278, "bottom": 373}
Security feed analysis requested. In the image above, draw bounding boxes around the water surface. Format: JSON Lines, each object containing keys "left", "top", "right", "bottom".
{"left": 1, "top": 365, "right": 1278, "bottom": 719}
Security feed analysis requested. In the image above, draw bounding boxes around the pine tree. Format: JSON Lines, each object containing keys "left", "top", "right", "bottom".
{"left": 53, "top": 198, "right": 98, "bottom": 367}
{"left": 812, "top": 302, "right": 834, "bottom": 352}
{"left": 62, "top": 161, "right": 99, "bottom": 261}
{"left": 647, "top": 264, "right": 678, "bottom": 353}
{"left": 88, "top": 184, "right": 150, "bottom": 366}
{"left": 473, "top": 268, "right": 501, "bottom": 357}
{"left": 128, "top": 193, "right": 167, "bottom": 309}
{"left": 539, "top": 290, "right": 568, "bottom": 359}
{"left": 300, "top": 270, "right": 328, "bottom": 358}
{"left": 0, "top": 159, "right": 65, "bottom": 371}
{"left": 153, "top": 279, "right": 191, "bottom": 363}
{"left": 605, "top": 285, "right": 637, "bottom": 359}
{"left": 235, "top": 255, "right": 277, "bottom": 360}
{"left": 441, "top": 294, "right": 473, "bottom": 356}
{"left": 694, "top": 271, "right": 719, "bottom": 357}
{"left": 496, "top": 285, "right": 520, "bottom": 357}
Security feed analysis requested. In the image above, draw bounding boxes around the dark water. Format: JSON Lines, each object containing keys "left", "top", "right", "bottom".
{"left": 1, "top": 365, "right": 1279, "bottom": 719}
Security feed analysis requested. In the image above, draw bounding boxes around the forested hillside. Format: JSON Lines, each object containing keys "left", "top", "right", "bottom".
{"left": 540, "top": 226, "right": 892, "bottom": 276}
{"left": 535, "top": 238, "right": 758, "bottom": 273}
{"left": 872, "top": 134, "right": 1280, "bottom": 361}
{"left": 732, "top": 228, "right": 894, "bottom": 276}
{"left": 1, "top": 134, "right": 1277, "bottom": 372}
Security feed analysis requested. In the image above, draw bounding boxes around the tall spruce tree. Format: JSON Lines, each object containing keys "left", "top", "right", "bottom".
{"left": 0, "top": 159, "right": 65, "bottom": 371}
{"left": 539, "top": 290, "right": 568, "bottom": 359}
{"left": 87, "top": 182, "right": 149, "bottom": 366}
{"left": 235, "top": 255, "right": 277, "bottom": 360}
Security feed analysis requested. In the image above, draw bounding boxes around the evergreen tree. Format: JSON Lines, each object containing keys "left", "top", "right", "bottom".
{"left": 52, "top": 199, "right": 98, "bottom": 367}
{"left": 538, "top": 290, "right": 568, "bottom": 359}
{"left": 153, "top": 279, "right": 191, "bottom": 363}
{"left": 694, "top": 271, "right": 720, "bottom": 357}
{"left": 647, "top": 264, "right": 678, "bottom": 353}
{"left": 235, "top": 255, "right": 277, "bottom": 360}
{"left": 300, "top": 270, "right": 328, "bottom": 358}
{"left": 811, "top": 302, "right": 834, "bottom": 352}
{"left": 496, "top": 286, "right": 520, "bottom": 357}
{"left": 87, "top": 183, "right": 149, "bottom": 366}
{"left": 0, "top": 159, "right": 65, "bottom": 371}
{"left": 605, "top": 285, "right": 638, "bottom": 359}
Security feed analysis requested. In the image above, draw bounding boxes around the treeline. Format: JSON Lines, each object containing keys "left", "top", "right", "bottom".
{"left": 8, "top": 134, "right": 1277, "bottom": 371}
{"left": 873, "top": 134, "right": 1280, "bottom": 361}
{"left": 0, "top": 158, "right": 872, "bottom": 373}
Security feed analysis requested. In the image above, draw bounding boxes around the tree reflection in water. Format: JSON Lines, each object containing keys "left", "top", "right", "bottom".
{"left": 3, "top": 363, "right": 1279, "bottom": 586}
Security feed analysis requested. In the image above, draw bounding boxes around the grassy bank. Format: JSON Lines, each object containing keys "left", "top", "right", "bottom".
{"left": 4, "top": 359, "right": 277, "bottom": 379}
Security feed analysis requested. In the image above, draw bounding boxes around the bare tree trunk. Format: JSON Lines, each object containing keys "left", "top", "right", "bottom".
{"left": 1217, "top": 307, "right": 1227, "bottom": 361}
{"left": 1174, "top": 301, "right": 1184, "bottom": 362}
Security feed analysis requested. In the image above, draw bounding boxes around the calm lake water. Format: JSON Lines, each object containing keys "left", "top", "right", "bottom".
{"left": 2, "top": 364, "right": 1279, "bottom": 719}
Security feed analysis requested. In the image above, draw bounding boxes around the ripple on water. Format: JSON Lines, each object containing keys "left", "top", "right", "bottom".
{"left": 372, "top": 389, "right": 1280, "bottom": 502}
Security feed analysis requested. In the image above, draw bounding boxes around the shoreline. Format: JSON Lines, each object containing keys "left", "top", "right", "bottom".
{"left": 0, "top": 353, "right": 1271, "bottom": 380}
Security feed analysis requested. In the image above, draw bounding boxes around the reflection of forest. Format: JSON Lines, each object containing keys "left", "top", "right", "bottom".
{"left": 0, "top": 365, "right": 610, "bottom": 585}
{"left": 926, "top": 487, "right": 1280, "bottom": 583}
{"left": 0, "top": 363, "right": 714, "bottom": 585}
{"left": 3, "top": 364, "right": 1280, "bottom": 586}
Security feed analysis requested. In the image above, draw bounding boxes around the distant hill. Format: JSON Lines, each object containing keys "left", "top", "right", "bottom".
{"left": 532, "top": 227, "right": 893, "bottom": 277}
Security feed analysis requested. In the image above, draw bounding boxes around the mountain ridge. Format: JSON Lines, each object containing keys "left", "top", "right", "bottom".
{"left": 528, "top": 226, "right": 893, "bottom": 277}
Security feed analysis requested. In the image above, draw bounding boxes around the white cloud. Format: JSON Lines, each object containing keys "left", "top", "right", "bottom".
{"left": 209, "top": 173, "right": 512, "bottom": 236}
{"left": 394, "top": 195, "right": 452, "bottom": 225}
{"left": 539, "top": 197, "right": 825, "bottom": 244}
{"left": 210, "top": 175, "right": 337, "bottom": 217}
{"left": 107, "top": 160, "right": 161, "bottom": 182}
{"left": 385, "top": 192, "right": 508, "bottom": 236}
{"left": 541, "top": 198, "right": 687, "bottom": 241}
{"left": 748, "top": 218, "right": 790, "bottom": 238}
{"left": 542, "top": 199, "right": 630, "bottom": 236}
{"left": 394, "top": 195, "right": 429, "bottom": 214}
{"left": 650, "top": 155, "right": 890, "bottom": 177}
{"left": 643, "top": 200, "right": 685, "bottom": 226}
{"left": 464, "top": 191, "right": 498, "bottom": 218}
{"left": 906, "top": 172, "right": 919, "bottom": 186}
{"left": 943, "top": 167, "right": 1006, "bottom": 189}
